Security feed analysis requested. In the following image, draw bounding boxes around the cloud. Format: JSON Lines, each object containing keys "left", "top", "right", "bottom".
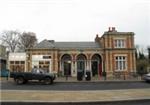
{"left": 0, "top": 0, "right": 149, "bottom": 47}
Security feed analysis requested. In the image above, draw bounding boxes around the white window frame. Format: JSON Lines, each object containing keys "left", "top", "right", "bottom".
{"left": 114, "top": 39, "right": 126, "bottom": 48}
{"left": 32, "top": 55, "right": 51, "bottom": 73}
{"left": 115, "top": 56, "right": 127, "bottom": 71}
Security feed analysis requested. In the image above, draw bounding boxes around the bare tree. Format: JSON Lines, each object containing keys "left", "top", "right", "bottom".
{"left": 18, "top": 32, "right": 37, "bottom": 51}
{"left": 148, "top": 46, "right": 150, "bottom": 63}
{"left": 0, "top": 30, "right": 21, "bottom": 52}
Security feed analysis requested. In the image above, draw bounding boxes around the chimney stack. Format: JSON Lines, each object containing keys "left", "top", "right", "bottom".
{"left": 112, "top": 27, "right": 116, "bottom": 31}
{"left": 108, "top": 27, "right": 116, "bottom": 32}
{"left": 95, "top": 34, "right": 99, "bottom": 42}
{"left": 96, "top": 34, "right": 99, "bottom": 38}
{"left": 108, "top": 27, "right": 111, "bottom": 32}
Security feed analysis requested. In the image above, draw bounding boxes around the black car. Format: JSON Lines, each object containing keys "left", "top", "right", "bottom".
{"left": 143, "top": 73, "right": 150, "bottom": 82}
{"left": 10, "top": 69, "right": 56, "bottom": 85}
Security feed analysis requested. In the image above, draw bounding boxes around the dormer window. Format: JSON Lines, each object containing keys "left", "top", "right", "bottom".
{"left": 114, "top": 39, "right": 126, "bottom": 48}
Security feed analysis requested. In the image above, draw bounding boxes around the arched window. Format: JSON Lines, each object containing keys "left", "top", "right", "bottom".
{"left": 76, "top": 54, "right": 87, "bottom": 76}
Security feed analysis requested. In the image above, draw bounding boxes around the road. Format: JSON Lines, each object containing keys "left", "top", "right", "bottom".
{"left": 1, "top": 81, "right": 150, "bottom": 105}
{"left": 1, "top": 81, "right": 150, "bottom": 90}
{"left": 1, "top": 99, "right": 150, "bottom": 105}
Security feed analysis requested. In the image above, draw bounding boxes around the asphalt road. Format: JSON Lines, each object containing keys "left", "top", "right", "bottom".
{"left": 1, "top": 99, "right": 150, "bottom": 105}
{"left": 1, "top": 81, "right": 150, "bottom": 90}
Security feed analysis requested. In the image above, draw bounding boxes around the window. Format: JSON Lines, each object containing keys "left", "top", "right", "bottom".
{"left": 15, "top": 61, "right": 19, "bottom": 64}
{"left": 21, "top": 61, "right": 25, "bottom": 64}
{"left": 77, "top": 61, "right": 85, "bottom": 71}
{"left": 45, "top": 61, "right": 50, "bottom": 64}
{"left": 39, "top": 61, "right": 44, "bottom": 64}
{"left": 43, "top": 56, "right": 51, "bottom": 59}
{"left": 115, "top": 56, "right": 127, "bottom": 71}
{"left": 114, "top": 39, "right": 126, "bottom": 48}
{"left": 10, "top": 61, "right": 14, "bottom": 64}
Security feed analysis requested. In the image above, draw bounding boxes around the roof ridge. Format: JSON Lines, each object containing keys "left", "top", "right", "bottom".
{"left": 55, "top": 41, "right": 95, "bottom": 43}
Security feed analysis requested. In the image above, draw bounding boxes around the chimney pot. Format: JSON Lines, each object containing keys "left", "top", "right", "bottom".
{"left": 96, "top": 34, "right": 98, "bottom": 37}
{"left": 108, "top": 27, "right": 111, "bottom": 31}
{"left": 112, "top": 27, "right": 116, "bottom": 31}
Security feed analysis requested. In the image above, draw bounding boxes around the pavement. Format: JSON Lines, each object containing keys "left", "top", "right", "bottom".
{"left": 0, "top": 76, "right": 142, "bottom": 83}
{"left": 0, "top": 77, "right": 150, "bottom": 103}
{"left": 1, "top": 89, "right": 150, "bottom": 102}
{"left": 55, "top": 76, "right": 143, "bottom": 83}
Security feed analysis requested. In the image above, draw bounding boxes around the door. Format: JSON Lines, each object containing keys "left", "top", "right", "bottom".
{"left": 92, "top": 61, "right": 98, "bottom": 76}
{"left": 77, "top": 61, "right": 85, "bottom": 76}
{"left": 91, "top": 54, "right": 102, "bottom": 78}
{"left": 64, "top": 61, "right": 71, "bottom": 76}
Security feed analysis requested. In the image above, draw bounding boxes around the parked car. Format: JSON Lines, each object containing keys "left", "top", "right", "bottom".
{"left": 10, "top": 69, "right": 56, "bottom": 85}
{"left": 143, "top": 73, "right": 150, "bottom": 82}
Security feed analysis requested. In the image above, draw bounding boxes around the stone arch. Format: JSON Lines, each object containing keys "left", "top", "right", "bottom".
{"left": 77, "top": 54, "right": 87, "bottom": 61}
{"left": 61, "top": 54, "right": 72, "bottom": 61}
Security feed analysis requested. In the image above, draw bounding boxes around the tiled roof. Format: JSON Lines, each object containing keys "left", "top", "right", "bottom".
{"left": 34, "top": 40, "right": 100, "bottom": 49}
{"left": 34, "top": 39, "right": 54, "bottom": 48}
{"left": 55, "top": 42, "right": 100, "bottom": 49}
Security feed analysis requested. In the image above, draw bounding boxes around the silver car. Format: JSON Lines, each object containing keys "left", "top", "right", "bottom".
{"left": 143, "top": 73, "right": 150, "bottom": 82}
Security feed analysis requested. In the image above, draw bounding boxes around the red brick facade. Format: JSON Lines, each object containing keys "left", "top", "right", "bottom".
{"left": 25, "top": 27, "right": 136, "bottom": 78}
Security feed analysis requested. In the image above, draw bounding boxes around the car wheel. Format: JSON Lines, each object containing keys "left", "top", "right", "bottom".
{"left": 44, "top": 77, "right": 53, "bottom": 85}
{"left": 23, "top": 80, "right": 28, "bottom": 84}
{"left": 16, "top": 77, "right": 24, "bottom": 85}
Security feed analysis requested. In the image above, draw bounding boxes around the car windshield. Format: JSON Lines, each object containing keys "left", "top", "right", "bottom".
{"left": 32, "top": 69, "right": 45, "bottom": 74}
{"left": 147, "top": 73, "right": 150, "bottom": 76}
{"left": 39, "top": 69, "right": 45, "bottom": 74}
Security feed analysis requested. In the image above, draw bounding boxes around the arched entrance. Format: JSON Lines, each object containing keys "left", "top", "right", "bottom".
{"left": 77, "top": 54, "right": 87, "bottom": 76}
{"left": 61, "top": 54, "right": 72, "bottom": 76}
{"left": 91, "top": 54, "right": 102, "bottom": 77}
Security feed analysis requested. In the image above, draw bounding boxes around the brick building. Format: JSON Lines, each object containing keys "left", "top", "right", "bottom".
{"left": 0, "top": 45, "right": 7, "bottom": 70}
{"left": 8, "top": 53, "right": 27, "bottom": 72}
{"left": 9, "top": 27, "right": 136, "bottom": 78}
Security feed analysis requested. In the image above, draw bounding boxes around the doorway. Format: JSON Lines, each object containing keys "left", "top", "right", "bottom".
{"left": 77, "top": 54, "right": 87, "bottom": 78}
{"left": 61, "top": 54, "right": 72, "bottom": 76}
{"left": 92, "top": 61, "right": 98, "bottom": 76}
{"left": 64, "top": 61, "right": 71, "bottom": 76}
{"left": 91, "top": 54, "right": 102, "bottom": 77}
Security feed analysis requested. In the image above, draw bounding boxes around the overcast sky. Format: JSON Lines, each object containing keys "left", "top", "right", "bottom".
{"left": 0, "top": 0, "right": 149, "bottom": 48}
